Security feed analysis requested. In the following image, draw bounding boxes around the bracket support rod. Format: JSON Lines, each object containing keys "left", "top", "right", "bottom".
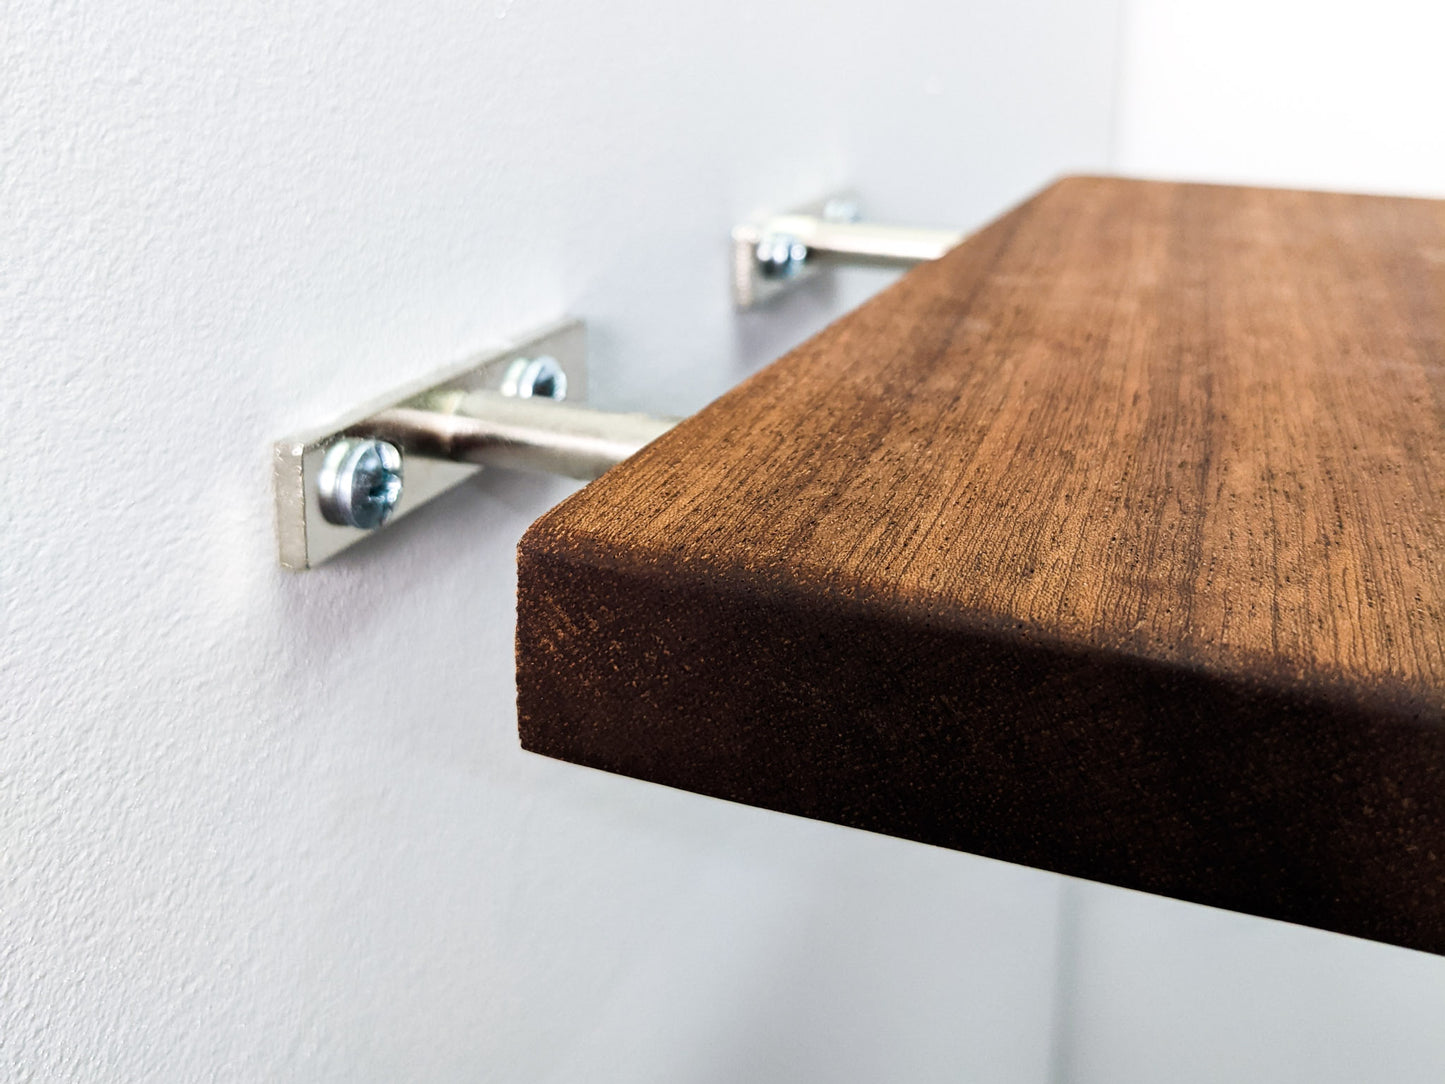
{"left": 732, "top": 193, "right": 965, "bottom": 308}
{"left": 760, "top": 213, "right": 964, "bottom": 269}
{"left": 370, "top": 391, "right": 678, "bottom": 484}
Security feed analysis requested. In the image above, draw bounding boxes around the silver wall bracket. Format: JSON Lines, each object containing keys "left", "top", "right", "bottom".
{"left": 731, "top": 193, "right": 965, "bottom": 309}
{"left": 274, "top": 318, "right": 676, "bottom": 571}
{"left": 275, "top": 190, "right": 961, "bottom": 569}
{"left": 275, "top": 318, "right": 587, "bottom": 570}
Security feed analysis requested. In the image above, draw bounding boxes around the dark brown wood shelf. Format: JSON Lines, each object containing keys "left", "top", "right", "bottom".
{"left": 517, "top": 176, "right": 1445, "bottom": 955}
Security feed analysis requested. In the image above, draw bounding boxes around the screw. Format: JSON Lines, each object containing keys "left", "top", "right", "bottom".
{"left": 501, "top": 355, "right": 567, "bottom": 400}
{"left": 821, "top": 197, "right": 861, "bottom": 223}
{"left": 755, "top": 233, "right": 809, "bottom": 280}
{"left": 317, "top": 439, "right": 403, "bottom": 530}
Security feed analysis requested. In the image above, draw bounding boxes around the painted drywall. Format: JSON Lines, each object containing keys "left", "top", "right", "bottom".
{"left": 1049, "top": 2, "right": 1445, "bottom": 1080}
{"left": 1056, "top": 882, "right": 1445, "bottom": 1084}
{"left": 1, "top": 1, "right": 1120, "bottom": 1080}
{"left": 1114, "top": 0, "right": 1445, "bottom": 196}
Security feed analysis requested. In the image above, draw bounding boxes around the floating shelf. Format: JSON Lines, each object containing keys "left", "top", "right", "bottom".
{"left": 517, "top": 176, "right": 1445, "bottom": 955}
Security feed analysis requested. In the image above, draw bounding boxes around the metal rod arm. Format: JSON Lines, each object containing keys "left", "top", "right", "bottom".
{"left": 368, "top": 391, "right": 679, "bottom": 483}
{"left": 764, "top": 213, "right": 964, "bottom": 268}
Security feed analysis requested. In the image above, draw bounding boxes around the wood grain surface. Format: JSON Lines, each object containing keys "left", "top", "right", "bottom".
{"left": 517, "top": 177, "right": 1445, "bottom": 954}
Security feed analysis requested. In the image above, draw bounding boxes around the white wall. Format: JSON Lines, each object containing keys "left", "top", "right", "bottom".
{"left": 1, "top": 2, "right": 1120, "bottom": 1080}
{"left": 1055, "top": 882, "right": 1445, "bottom": 1084}
{"left": 1054, "top": 3, "right": 1445, "bottom": 1081}
{"left": 1114, "top": 0, "right": 1445, "bottom": 196}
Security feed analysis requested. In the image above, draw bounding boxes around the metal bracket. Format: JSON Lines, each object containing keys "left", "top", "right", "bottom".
{"left": 274, "top": 318, "right": 589, "bottom": 570}
{"left": 275, "top": 188, "right": 962, "bottom": 569}
{"left": 731, "top": 192, "right": 965, "bottom": 309}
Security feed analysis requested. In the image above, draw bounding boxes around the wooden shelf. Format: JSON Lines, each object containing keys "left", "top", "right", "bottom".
{"left": 517, "top": 176, "right": 1445, "bottom": 955}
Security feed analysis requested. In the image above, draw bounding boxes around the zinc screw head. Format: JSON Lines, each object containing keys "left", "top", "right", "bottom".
{"left": 821, "top": 197, "right": 861, "bottom": 223}
{"left": 317, "top": 438, "right": 404, "bottom": 530}
{"left": 755, "top": 233, "right": 809, "bottom": 280}
{"left": 501, "top": 355, "right": 567, "bottom": 400}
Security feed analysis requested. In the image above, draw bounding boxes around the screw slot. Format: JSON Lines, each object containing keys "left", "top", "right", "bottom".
{"left": 317, "top": 439, "right": 403, "bottom": 530}
{"left": 501, "top": 355, "right": 568, "bottom": 401}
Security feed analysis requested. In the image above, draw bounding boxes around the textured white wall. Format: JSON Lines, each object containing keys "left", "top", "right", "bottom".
{"left": 1055, "top": 882, "right": 1445, "bottom": 1084}
{"left": 1053, "top": 3, "right": 1445, "bottom": 1081}
{"left": 1, "top": 1, "right": 1120, "bottom": 1080}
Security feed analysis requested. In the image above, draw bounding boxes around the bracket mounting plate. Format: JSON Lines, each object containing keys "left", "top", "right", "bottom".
{"left": 731, "top": 191, "right": 859, "bottom": 310}
{"left": 273, "top": 318, "right": 587, "bottom": 570}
